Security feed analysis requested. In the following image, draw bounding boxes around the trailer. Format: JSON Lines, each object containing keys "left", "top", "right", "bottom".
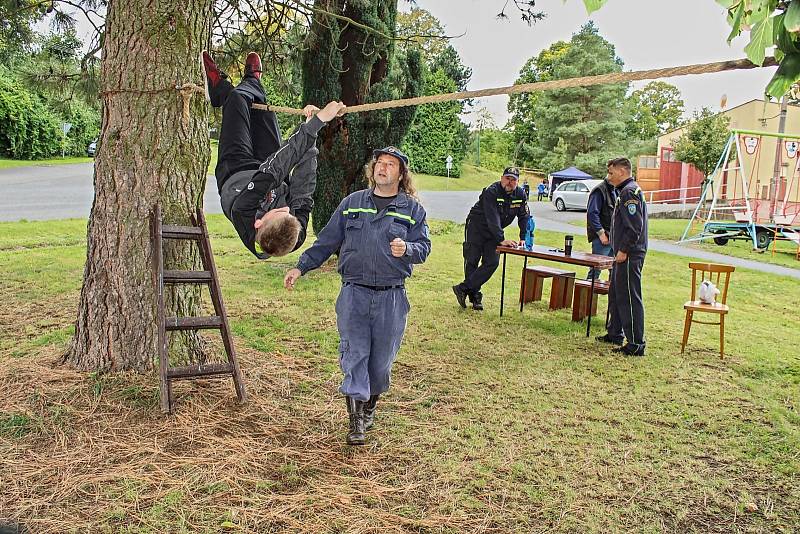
{"left": 702, "top": 221, "right": 800, "bottom": 250}
{"left": 679, "top": 128, "right": 800, "bottom": 260}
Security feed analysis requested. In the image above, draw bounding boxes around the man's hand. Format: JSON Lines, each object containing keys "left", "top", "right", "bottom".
{"left": 316, "top": 101, "right": 347, "bottom": 122}
{"left": 390, "top": 238, "right": 407, "bottom": 257}
{"left": 599, "top": 232, "right": 610, "bottom": 246}
{"left": 615, "top": 250, "right": 628, "bottom": 263}
{"left": 302, "top": 104, "right": 320, "bottom": 123}
{"left": 284, "top": 268, "right": 302, "bottom": 290}
{"left": 500, "top": 239, "right": 518, "bottom": 247}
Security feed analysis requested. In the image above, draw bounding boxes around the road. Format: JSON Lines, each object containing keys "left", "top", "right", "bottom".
{"left": 2, "top": 163, "right": 799, "bottom": 279}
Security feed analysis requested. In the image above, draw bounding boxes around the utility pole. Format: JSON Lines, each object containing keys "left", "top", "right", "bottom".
{"left": 770, "top": 95, "right": 788, "bottom": 221}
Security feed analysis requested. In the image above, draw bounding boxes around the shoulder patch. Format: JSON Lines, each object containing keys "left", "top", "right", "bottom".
{"left": 627, "top": 203, "right": 637, "bottom": 215}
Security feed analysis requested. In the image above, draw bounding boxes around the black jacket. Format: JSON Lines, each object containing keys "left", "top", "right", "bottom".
{"left": 586, "top": 180, "right": 615, "bottom": 242}
{"left": 466, "top": 181, "right": 531, "bottom": 243}
{"left": 611, "top": 177, "right": 648, "bottom": 255}
{"left": 220, "top": 115, "right": 325, "bottom": 258}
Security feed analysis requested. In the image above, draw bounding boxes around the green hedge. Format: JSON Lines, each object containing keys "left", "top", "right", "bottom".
{"left": 0, "top": 76, "right": 62, "bottom": 159}
{"left": 0, "top": 72, "right": 98, "bottom": 160}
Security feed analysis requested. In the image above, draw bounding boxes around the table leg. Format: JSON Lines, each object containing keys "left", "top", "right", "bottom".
{"left": 519, "top": 256, "right": 528, "bottom": 313}
{"left": 500, "top": 252, "right": 506, "bottom": 317}
{"left": 586, "top": 275, "right": 595, "bottom": 337}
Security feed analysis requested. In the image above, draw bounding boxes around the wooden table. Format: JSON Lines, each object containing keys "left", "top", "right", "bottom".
{"left": 496, "top": 245, "right": 616, "bottom": 337}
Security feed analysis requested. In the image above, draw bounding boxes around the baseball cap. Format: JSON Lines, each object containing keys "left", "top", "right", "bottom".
{"left": 373, "top": 146, "right": 409, "bottom": 169}
{"left": 502, "top": 166, "right": 520, "bottom": 180}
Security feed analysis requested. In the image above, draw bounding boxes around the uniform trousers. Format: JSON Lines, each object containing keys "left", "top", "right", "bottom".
{"left": 336, "top": 284, "right": 410, "bottom": 402}
{"left": 461, "top": 223, "right": 500, "bottom": 296}
{"left": 606, "top": 254, "right": 646, "bottom": 350}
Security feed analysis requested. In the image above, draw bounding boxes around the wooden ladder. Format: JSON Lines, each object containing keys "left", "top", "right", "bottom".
{"left": 152, "top": 206, "right": 246, "bottom": 413}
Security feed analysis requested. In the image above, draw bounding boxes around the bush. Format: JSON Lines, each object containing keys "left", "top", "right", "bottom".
{"left": 402, "top": 68, "right": 467, "bottom": 177}
{"left": 468, "top": 128, "right": 514, "bottom": 172}
{"left": 0, "top": 75, "right": 63, "bottom": 159}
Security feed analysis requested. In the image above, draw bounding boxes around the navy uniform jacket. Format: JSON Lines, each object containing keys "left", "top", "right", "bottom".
{"left": 296, "top": 189, "right": 431, "bottom": 286}
{"left": 220, "top": 115, "right": 325, "bottom": 259}
{"left": 611, "top": 177, "right": 648, "bottom": 256}
{"left": 467, "top": 181, "right": 531, "bottom": 243}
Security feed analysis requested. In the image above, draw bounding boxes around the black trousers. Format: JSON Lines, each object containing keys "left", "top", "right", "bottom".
{"left": 460, "top": 223, "right": 500, "bottom": 296}
{"left": 215, "top": 76, "right": 282, "bottom": 192}
{"left": 606, "top": 254, "right": 646, "bottom": 349}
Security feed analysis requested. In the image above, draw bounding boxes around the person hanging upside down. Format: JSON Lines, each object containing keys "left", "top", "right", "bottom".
{"left": 201, "top": 50, "right": 346, "bottom": 258}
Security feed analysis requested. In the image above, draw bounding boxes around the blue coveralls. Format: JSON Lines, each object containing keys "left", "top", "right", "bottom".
{"left": 295, "top": 190, "right": 431, "bottom": 401}
{"left": 607, "top": 178, "right": 649, "bottom": 351}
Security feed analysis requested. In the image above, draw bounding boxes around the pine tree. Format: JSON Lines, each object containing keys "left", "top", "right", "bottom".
{"left": 528, "top": 22, "right": 629, "bottom": 177}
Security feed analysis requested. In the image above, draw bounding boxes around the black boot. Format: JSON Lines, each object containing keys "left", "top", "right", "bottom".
{"left": 470, "top": 291, "right": 484, "bottom": 311}
{"left": 363, "top": 394, "right": 380, "bottom": 430}
{"left": 452, "top": 284, "right": 468, "bottom": 308}
{"left": 345, "top": 396, "right": 366, "bottom": 445}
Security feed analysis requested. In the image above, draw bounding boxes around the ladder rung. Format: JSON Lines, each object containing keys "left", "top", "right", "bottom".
{"left": 167, "top": 362, "right": 233, "bottom": 380}
{"left": 163, "top": 270, "right": 213, "bottom": 284}
{"left": 162, "top": 225, "right": 203, "bottom": 239}
{"left": 165, "top": 316, "right": 223, "bottom": 331}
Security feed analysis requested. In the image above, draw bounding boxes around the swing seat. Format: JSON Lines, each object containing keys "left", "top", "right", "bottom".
{"left": 773, "top": 214, "right": 795, "bottom": 226}
{"left": 733, "top": 210, "right": 752, "bottom": 223}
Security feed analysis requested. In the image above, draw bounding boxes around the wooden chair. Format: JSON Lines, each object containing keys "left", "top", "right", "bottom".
{"left": 681, "top": 262, "right": 734, "bottom": 358}
{"left": 520, "top": 265, "right": 576, "bottom": 309}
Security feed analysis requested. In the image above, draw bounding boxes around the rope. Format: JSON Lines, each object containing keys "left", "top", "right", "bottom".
{"left": 177, "top": 83, "right": 205, "bottom": 126}
{"left": 249, "top": 57, "right": 778, "bottom": 115}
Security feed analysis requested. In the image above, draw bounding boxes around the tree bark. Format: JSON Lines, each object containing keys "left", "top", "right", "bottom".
{"left": 63, "top": 0, "right": 213, "bottom": 372}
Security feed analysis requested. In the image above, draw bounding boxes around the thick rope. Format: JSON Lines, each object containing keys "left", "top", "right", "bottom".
{"left": 178, "top": 83, "right": 206, "bottom": 126}
{"left": 249, "top": 57, "right": 778, "bottom": 115}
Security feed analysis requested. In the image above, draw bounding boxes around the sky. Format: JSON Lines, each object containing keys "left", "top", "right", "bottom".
{"left": 410, "top": 0, "right": 777, "bottom": 127}
{"left": 57, "top": 0, "right": 775, "bottom": 128}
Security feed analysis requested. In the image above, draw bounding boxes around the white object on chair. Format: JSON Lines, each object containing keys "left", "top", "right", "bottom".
{"left": 697, "top": 280, "right": 720, "bottom": 305}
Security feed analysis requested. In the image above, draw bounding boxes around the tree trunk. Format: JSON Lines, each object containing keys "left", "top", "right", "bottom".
{"left": 63, "top": 0, "right": 213, "bottom": 372}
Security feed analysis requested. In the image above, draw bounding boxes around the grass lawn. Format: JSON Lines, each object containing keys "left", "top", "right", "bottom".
{"left": 0, "top": 156, "right": 93, "bottom": 169}
{"left": 650, "top": 219, "right": 800, "bottom": 269}
{"left": 414, "top": 164, "right": 501, "bottom": 191}
{"left": 0, "top": 216, "right": 798, "bottom": 532}
{"left": 569, "top": 218, "right": 800, "bottom": 269}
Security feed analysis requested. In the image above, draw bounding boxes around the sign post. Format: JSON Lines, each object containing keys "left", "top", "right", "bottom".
{"left": 61, "top": 123, "right": 72, "bottom": 159}
{"left": 445, "top": 154, "right": 453, "bottom": 190}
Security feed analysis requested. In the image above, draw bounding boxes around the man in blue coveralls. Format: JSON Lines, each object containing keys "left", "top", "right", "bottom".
{"left": 284, "top": 147, "right": 431, "bottom": 445}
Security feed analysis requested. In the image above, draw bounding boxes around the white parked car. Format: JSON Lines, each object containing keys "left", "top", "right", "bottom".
{"left": 552, "top": 179, "right": 603, "bottom": 211}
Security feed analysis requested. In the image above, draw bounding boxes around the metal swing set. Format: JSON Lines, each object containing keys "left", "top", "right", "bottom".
{"left": 680, "top": 128, "right": 800, "bottom": 260}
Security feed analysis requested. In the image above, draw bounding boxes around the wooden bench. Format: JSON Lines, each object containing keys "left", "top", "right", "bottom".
{"left": 571, "top": 279, "right": 610, "bottom": 322}
{"left": 519, "top": 265, "right": 576, "bottom": 310}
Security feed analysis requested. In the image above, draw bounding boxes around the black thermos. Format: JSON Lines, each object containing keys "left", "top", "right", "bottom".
{"left": 564, "top": 235, "right": 573, "bottom": 256}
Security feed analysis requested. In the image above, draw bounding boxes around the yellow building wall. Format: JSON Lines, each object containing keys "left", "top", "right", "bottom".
{"left": 657, "top": 100, "right": 800, "bottom": 205}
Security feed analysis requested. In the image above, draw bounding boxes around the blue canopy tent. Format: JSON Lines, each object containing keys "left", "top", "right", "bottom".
{"left": 549, "top": 166, "right": 594, "bottom": 196}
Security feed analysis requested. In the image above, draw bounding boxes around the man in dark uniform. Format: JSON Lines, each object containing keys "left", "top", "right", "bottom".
{"left": 202, "top": 50, "right": 345, "bottom": 258}
{"left": 585, "top": 175, "right": 616, "bottom": 279}
{"left": 597, "top": 158, "right": 648, "bottom": 356}
{"left": 453, "top": 166, "right": 531, "bottom": 311}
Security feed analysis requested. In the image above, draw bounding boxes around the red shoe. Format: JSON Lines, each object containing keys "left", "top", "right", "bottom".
{"left": 245, "top": 51, "right": 262, "bottom": 79}
{"left": 201, "top": 50, "right": 228, "bottom": 105}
